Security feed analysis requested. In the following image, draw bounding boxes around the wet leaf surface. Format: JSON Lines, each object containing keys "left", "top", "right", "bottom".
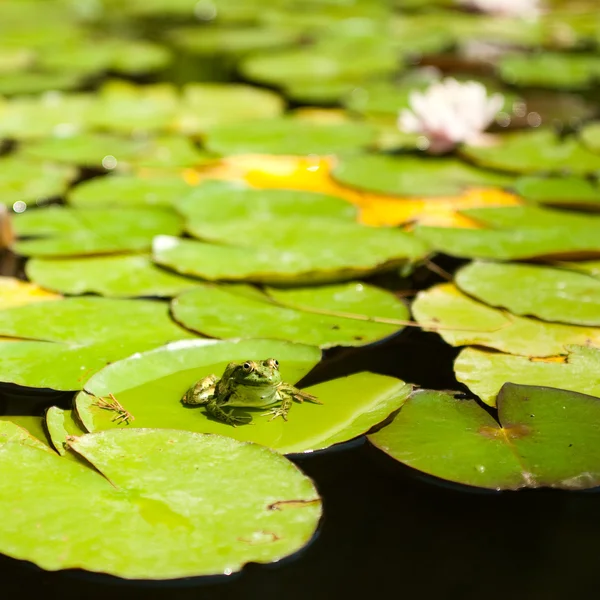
{"left": 74, "top": 337, "right": 411, "bottom": 454}
{"left": 412, "top": 283, "right": 600, "bottom": 357}
{"left": 369, "top": 383, "right": 600, "bottom": 490}
{"left": 171, "top": 282, "right": 410, "bottom": 348}
{"left": 0, "top": 427, "right": 322, "bottom": 579}
{"left": 455, "top": 345, "right": 600, "bottom": 406}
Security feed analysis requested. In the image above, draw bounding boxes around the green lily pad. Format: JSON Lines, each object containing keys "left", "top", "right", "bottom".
{"left": 0, "top": 416, "right": 50, "bottom": 448}
{"left": 0, "top": 157, "right": 76, "bottom": 208}
{"left": 74, "top": 338, "right": 411, "bottom": 454}
{"left": 169, "top": 24, "right": 302, "bottom": 56}
{"left": 455, "top": 345, "right": 600, "bottom": 407}
{"left": 0, "top": 297, "right": 195, "bottom": 390}
{"left": 411, "top": 283, "right": 600, "bottom": 357}
{"left": 414, "top": 224, "right": 600, "bottom": 260}
{"left": 0, "top": 93, "right": 93, "bottom": 140}
{"left": 557, "top": 260, "right": 600, "bottom": 277}
{"left": 499, "top": 52, "right": 600, "bottom": 89}
{"left": 461, "top": 205, "right": 598, "bottom": 229}
{"left": 89, "top": 81, "right": 179, "bottom": 134}
{"left": 0, "top": 427, "right": 322, "bottom": 579}
{"left": 0, "top": 419, "right": 53, "bottom": 453}
{"left": 26, "top": 255, "right": 201, "bottom": 298}
{"left": 240, "top": 38, "right": 399, "bottom": 88}
{"left": 68, "top": 175, "right": 195, "bottom": 208}
{"left": 153, "top": 222, "right": 427, "bottom": 284}
{"left": 581, "top": 122, "right": 600, "bottom": 154}
{"left": 456, "top": 261, "right": 600, "bottom": 326}
{"left": 45, "top": 407, "right": 86, "bottom": 456}
{"left": 461, "top": 130, "right": 600, "bottom": 175}
{"left": 332, "top": 154, "right": 513, "bottom": 197}
{"left": 204, "top": 118, "right": 376, "bottom": 155}
{"left": 176, "top": 83, "right": 285, "bottom": 135}
{"left": 171, "top": 282, "right": 409, "bottom": 348}
{"left": 13, "top": 206, "right": 182, "bottom": 257}
{"left": 178, "top": 183, "right": 357, "bottom": 224}
{"left": 514, "top": 176, "right": 600, "bottom": 210}
{"left": 0, "top": 71, "right": 83, "bottom": 96}
{"left": 369, "top": 384, "right": 600, "bottom": 490}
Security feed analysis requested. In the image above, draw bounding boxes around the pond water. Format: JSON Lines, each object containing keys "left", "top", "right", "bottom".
{"left": 1, "top": 0, "right": 600, "bottom": 595}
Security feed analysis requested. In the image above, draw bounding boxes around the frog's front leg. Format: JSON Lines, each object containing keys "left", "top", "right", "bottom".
{"left": 205, "top": 397, "right": 249, "bottom": 427}
{"left": 182, "top": 374, "right": 219, "bottom": 405}
{"left": 279, "top": 383, "right": 322, "bottom": 405}
{"left": 263, "top": 395, "right": 294, "bottom": 422}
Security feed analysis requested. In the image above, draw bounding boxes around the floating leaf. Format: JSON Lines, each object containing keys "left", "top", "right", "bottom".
{"left": 0, "top": 276, "right": 60, "bottom": 308}
{"left": 455, "top": 345, "right": 600, "bottom": 407}
{"left": 369, "top": 384, "right": 600, "bottom": 490}
{"left": 499, "top": 52, "right": 600, "bottom": 89}
{"left": 175, "top": 83, "right": 285, "bottom": 135}
{"left": 153, "top": 222, "right": 428, "bottom": 285}
{"left": 558, "top": 260, "right": 600, "bottom": 277}
{"left": 581, "top": 122, "right": 600, "bottom": 154}
{"left": 68, "top": 174, "right": 196, "bottom": 208}
{"left": 0, "top": 156, "right": 76, "bottom": 208}
{"left": 177, "top": 182, "right": 357, "bottom": 224}
{"left": 45, "top": 407, "right": 86, "bottom": 456}
{"left": 74, "top": 338, "right": 411, "bottom": 454}
{"left": 414, "top": 223, "right": 600, "bottom": 260}
{"left": 13, "top": 206, "right": 182, "bottom": 257}
{"left": 0, "top": 428, "right": 322, "bottom": 579}
{"left": 0, "top": 419, "right": 53, "bottom": 453}
{"left": 514, "top": 176, "right": 600, "bottom": 210}
{"left": 461, "top": 130, "right": 600, "bottom": 175}
{"left": 456, "top": 261, "right": 600, "bottom": 326}
{"left": 332, "top": 154, "right": 513, "bottom": 197}
{"left": 461, "top": 205, "right": 598, "bottom": 229}
{"left": 204, "top": 118, "right": 376, "bottom": 156}
{"left": 0, "top": 71, "right": 82, "bottom": 96}
{"left": 411, "top": 283, "right": 600, "bottom": 356}
{"left": 26, "top": 255, "right": 201, "bottom": 298}
{"left": 171, "top": 282, "right": 409, "bottom": 348}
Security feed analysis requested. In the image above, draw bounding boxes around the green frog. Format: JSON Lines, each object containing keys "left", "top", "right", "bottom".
{"left": 181, "top": 358, "right": 321, "bottom": 426}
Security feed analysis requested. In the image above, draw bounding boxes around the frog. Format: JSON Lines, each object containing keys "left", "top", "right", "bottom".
{"left": 181, "top": 358, "right": 321, "bottom": 426}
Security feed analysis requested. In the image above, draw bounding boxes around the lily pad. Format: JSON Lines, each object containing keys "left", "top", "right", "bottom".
{"left": 178, "top": 183, "right": 357, "bottom": 224}
{"left": 13, "top": 206, "right": 182, "bottom": 257}
{"left": 204, "top": 118, "right": 376, "bottom": 156}
{"left": 411, "top": 283, "right": 600, "bottom": 357}
{"left": 175, "top": 83, "right": 285, "bottom": 135}
{"left": 45, "top": 407, "right": 86, "bottom": 456}
{"left": 0, "top": 156, "right": 76, "bottom": 208}
{"left": 499, "top": 52, "right": 600, "bottom": 89}
{"left": 461, "top": 205, "right": 598, "bottom": 229}
{"left": 68, "top": 175, "right": 196, "bottom": 208}
{"left": 0, "top": 419, "right": 53, "bottom": 453}
{"left": 74, "top": 338, "right": 412, "bottom": 454}
{"left": 0, "top": 296, "right": 195, "bottom": 390}
{"left": 0, "top": 427, "right": 322, "bottom": 579}
{"left": 332, "top": 154, "right": 513, "bottom": 197}
{"left": 558, "top": 260, "right": 600, "bottom": 277}
{"left": 153, "top": 222, "right": 427, "bottom": 285}
{"left": 26, "top": 255, "right": 201, "bottom": 298}
{"left": 369, "top": 384, "right": 600, "bottom": 490}
{"left": 461, "top": 130, "right": 600, "bottom": 175}
{"left": 0, "top": 71, "right": 83, "bottom": 96}
{"left": 456, "top": 261, "right": 600, "bottom": 326}
{"left": 414, "top": 224, "right": 600, "bottom": 260}
{"left": 455, "top": 345, "right": 600, "bottom": 407}
{"left": 514, "top": 176, "right": 600, "bottom": 210}
{"left": 581, "top": 122, "right": 600, "bottom": 154}
{"left": 171, "top": 282, "right": 409, "bottom": 348}
{"left": 0, "top": 276, "right": 60, "bottom": 308}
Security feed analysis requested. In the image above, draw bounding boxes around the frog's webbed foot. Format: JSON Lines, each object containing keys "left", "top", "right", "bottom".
{"left": 205, "top": 399, "right": 251, "bottom": 427}
{"left": 279, "top": 383, "right": 322, "bottom": 405}
{"left": 263, "top": 396, "right": 293, "bottom": 421}
{"left": 181, "top": 374, "right": 219, "bottom": 405}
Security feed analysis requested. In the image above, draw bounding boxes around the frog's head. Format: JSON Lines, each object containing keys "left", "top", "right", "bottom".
{"left": 230, "top": 358, "right": 282, "bottom": 387}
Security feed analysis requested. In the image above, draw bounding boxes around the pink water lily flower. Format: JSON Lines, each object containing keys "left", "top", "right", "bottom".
{"left": 458, "top": 0, "right": 542, "bottom": 18}
{"left": 398, "top": 78, "right": 504, "bottom": 154}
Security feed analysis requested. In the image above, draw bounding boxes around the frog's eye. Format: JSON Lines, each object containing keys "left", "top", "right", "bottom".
{"left": 267, "top": 358, "right": 279, "bottom": 369}
{"left": 242, "top": 361, "right": 254, "bottom": 372}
